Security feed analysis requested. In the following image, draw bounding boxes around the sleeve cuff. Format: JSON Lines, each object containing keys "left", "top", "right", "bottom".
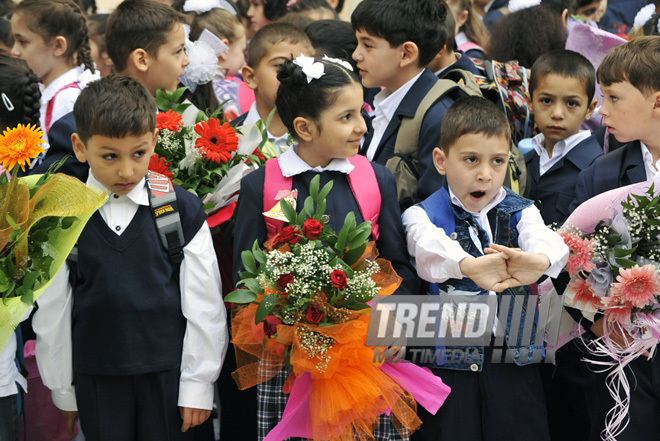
{"left": 51, "top": 387, "right": 77, "bottom": 412}
{"left": 178, "top": 380, "right": 214, "bottom": 410}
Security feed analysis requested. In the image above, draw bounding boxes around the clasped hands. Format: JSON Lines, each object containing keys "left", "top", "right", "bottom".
{"left": 459, "top": 243, "right": 550, "bottom": 292}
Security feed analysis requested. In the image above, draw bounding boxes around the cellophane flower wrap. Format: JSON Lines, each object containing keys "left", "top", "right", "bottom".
{"left": 560, "top": 181, "right": 660, "bottom": 441}
{"left": 151, "top": 87, "right": 277, "bottom": 226}
{"left": 225, "top": 176, "right": 450, "bottom": 441}
{"left": 0, "top": 124, "right": 107, "bottom": 352}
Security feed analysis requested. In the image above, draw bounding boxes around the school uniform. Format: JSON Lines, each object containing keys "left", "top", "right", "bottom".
{"left": 360, "top": 68, "right": 454, "bottom": 202}
{"left": 524, "top": 131, "right": 603, "bottom": 226}
{"left": 435, "top": 52, "right": 482, "bottom": 77}
{"left": 232, "top": 102, "right": 292, "bottom": 154}
{"left": 33, "top": 172, "right": 227, "bottom": 441}
{"left": 232, "top": 147, "right": 421, "bottom": 440}
{"left": 403, "top": 185, "right": 568, "bottom": 441}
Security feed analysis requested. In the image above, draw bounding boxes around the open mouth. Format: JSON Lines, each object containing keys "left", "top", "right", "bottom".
{"left": 470, "top": 191, "right": 486, "bottom": 199}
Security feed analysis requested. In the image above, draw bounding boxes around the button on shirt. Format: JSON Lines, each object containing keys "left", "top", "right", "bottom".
{"left": 531, "top": 130, "right": 591, "bottom": 176}
{"left": 641, "top": 141, "right": 660, "bottom": 180}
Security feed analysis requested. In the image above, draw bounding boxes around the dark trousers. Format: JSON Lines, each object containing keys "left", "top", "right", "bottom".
{"left": 0, "top": 393, "right": 19, "bottom": 441}
{"left": 75, "top": 370, "right": 194, "bottom": 441}
{"left": 412, "top": 359, "right": 550, "bottom": 441}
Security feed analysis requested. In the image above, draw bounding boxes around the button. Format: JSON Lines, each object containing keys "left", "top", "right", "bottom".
{"left": 113, "top": 194, "right": 119, "bottom": 199}
{"left": 115, "top": 226, "right": 121, "bottom": 231}
{"left": 469, "top": 363, "right": 479, "bottom": 372}
{"left": 450, "top": 232, "right": 458, "bottom": 240}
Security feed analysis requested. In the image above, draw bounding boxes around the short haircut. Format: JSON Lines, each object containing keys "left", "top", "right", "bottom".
{"left": 246, "top": 22, "right": 313, "bottom": 67}
{"left": 106, "top": 0, "right": 186, "bottom": 73}
{"left": 351, "top": 0, "right": 447, "bottom": 67}
{"left": 190, "top": 7, "right": 243, "bottom": 42}
{"left": 530, "top": 50, "right": 596, "bottom": 101}
{"left": 276, "top": 57, "right": 360, "bottom": 139}
{"left": 443, "top": 6, "right": 456, "bottom": 52}
{"left": 598, "top": 36, "right": 660, "bottom": 96}
{"left": 87, "top": 14, "right": 110, "bottom": 57}
{"left": 73, "top": 75, "right": 156, "bottom": 144}
{"left": 289, "top": 0, "right": 339, "bottom": 19}
{"left": 305, "top": 19, "right": 358, "bottom": 70}
{"left": 440, "top": 96, "right": 510, "bottom": 151}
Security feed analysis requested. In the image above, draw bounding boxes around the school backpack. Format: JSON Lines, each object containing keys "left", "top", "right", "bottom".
{"left": 262, "top": 155, "right": 382, "bottom": 240}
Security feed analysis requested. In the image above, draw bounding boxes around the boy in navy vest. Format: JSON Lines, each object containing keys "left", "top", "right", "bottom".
{"left": 403, "top": 96, "right": 567, "bottom": 441}
{"left": 32, "top": 75, "right": 227, "bottom": 441}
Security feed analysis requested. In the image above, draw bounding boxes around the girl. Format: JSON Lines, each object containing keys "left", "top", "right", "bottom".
{"left": 190, "top": 7, "right": 254, "bottom": 120}
{"left": 10, "top": 0, "right": 99, "bottom": 136}
{"left": 87, "top": 14, "right": 114, "bottom": 78}
{"left": 446, "top": 0, "right": 490, "bottom": 59}
{"left": 233, "top": 56, "right": 420, "bottom": 440}
{"left": 246, "top": 0, "right": 288, "bottom": 33}
{"left": 0, "top": 54, "right": 41, "bottom": 441}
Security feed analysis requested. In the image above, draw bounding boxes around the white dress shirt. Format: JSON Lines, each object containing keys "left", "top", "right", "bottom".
{"left": 40, "top": 66, "right": 99, "bottom": 133}
{"left": 641, "top": 141, "right": 660, "bottom": 180}
{"left": 33, "top": 172, "right": 228, "bottom": 411}
{"left": 243, "top": 102, "right": 291, "bottom": 155}
{"left": 278, "top": 144, "right": 354, "bottom": 176}
{"left": 531, "top": 130, "right": 591, "bottom": 176}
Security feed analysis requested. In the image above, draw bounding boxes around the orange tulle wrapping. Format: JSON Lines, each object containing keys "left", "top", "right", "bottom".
{"left": 230, "top": 253, "right": 422, "bottom": 440}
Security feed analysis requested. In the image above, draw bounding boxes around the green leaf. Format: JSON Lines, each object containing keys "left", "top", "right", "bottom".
{"left": 243, "top": 278, "right": 264, "bottom": 295}
{"left": 5, "top": 214, "right": 19, "bottom": 231}
{"left": 280, "top": 198, "right": 297, "bottom": 224}
{"left": 241, "top": 249, "right": 258, "bottom": 274}
{"left": 252, "top": 241, "right": 268, "bottom": 264}
{"left": 170, "top": 87, "right": 188, "bottom": 103}
{"left": 316, "top": 199, "right": 326, "bottom": 218}
{"left": 224, "top": 289, "right": 258, "bottom": 303}
{"left": 318, "top": 180, "right": 334, "bottom": 201}
{"left": 343, "top": 242, "right": 367, "bottom": 266}
{"left": 61, "top": 216, "right": 78, "bottom": 229}
{"left": 309, "top": 175, "right": 320, "bottom": 199}
{"left": 304, "top": 196, "right": 315, "bottom": 218}
{"left": 255, "top": 294, "right": 278, "bottom": 324}
{"left": 613, "top": 246, "right": 637, "bottom": 257}
{"left": 615, "top": 257, "right": 637, "bottom": 269}
{"left": 155, "top": 96, "right": 171, "bottom": 111}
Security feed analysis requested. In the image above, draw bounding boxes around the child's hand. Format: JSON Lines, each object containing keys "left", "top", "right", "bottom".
{"left": 180, "top": 406, "right": 212, "bottom": 432}
{"left": 57, "top": 409, "right": 78, "bottom": 436}
{"left": 485, "top": 243, "right": 549, "bottom": 286}
{"left": 459, "top": 253, "right": 517, "bottom": 292}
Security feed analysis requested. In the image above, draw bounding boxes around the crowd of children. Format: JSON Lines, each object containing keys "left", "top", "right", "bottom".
{"left": 1, "top": 0, "right": 660, "bottom": 439}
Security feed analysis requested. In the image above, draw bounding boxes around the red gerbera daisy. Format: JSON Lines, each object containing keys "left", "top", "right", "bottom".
{"left": 194, "top": 118, "right": 238, "bottom": 163}
{"left": 148, "top": 154, "right": 173, "bottom": 179}
{"left": 157, "top": 109, "right": 183, "bottom": 132}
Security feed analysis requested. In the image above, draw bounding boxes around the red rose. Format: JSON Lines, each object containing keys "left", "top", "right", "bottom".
{"left": 302, "top": 219, "right": 323, "bottom": 240}
{"left": 274, "top": 226, "right": 301, "bottom": 246}
{"left": 277, "top": 273, "right": 294, "bottom": 290}
{"left": 306, "top": 304, "right": 324, "bottom": 324}
{"left": 330, "top": 269, "right": 348, "bottom": 290}
{"left": 263, "top": 316, "right": 282, "bottom": 337}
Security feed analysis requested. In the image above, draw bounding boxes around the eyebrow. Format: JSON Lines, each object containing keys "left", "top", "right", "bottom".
{"left": 98, "top": 142, "right": 151, "bottom": 150}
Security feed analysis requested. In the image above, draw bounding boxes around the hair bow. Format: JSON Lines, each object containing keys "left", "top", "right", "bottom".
{"left": 633, "top": 3, "right": 655, "bottom": 32}
{"left": 293, "top": 54, "right": 325, "bottom": 83}
{"left": 507, "top": 0, "right": 541, "bottom": 13}
{"left": 322, "top": 55, "right": 353, "bottom": 71}
{"left": 181, "top": 29, "right": 229, "bottom": 91}
{"left": 183, "top": 0, "right": 237, "bottom": 15}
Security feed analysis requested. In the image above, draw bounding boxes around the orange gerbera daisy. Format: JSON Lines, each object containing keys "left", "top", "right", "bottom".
{"left": 0, "top": 124, "right": 44, "bottom": 172}
{"left": 194, "top": 118, "right": 238, "bottom": 163}
{"left": 156, "top": 109, "right": 183, "bottom": 132}
{"left": 148, "top": 154, "right": 173, "bottom": 179}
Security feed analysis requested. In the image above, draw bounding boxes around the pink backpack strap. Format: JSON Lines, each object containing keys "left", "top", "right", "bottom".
{"left": 347, "top": 155, "right": 381, "bottom": 240}
{"left": 457, "top": 42, "right": 484, "bottom": 53}
{"left": 263, "top": 158, "right": 292, "bottom": 240}
{"left": 45, "top": 82, "right": 81, "bottom": 134}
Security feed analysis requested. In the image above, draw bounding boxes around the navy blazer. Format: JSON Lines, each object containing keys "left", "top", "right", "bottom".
{"left": 438, "top": 52, "right": 482, "bottom": 77}
{"left": 361, "top": 68, "right": 454, "bottom": 202}
{"left": 524, "top": 134, "right": 603, "bottom": 226}
{"left": 570, "top": 140, "right": 645, "bottom": 212}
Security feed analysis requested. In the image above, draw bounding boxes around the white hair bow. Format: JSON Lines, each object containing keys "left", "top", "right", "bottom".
{"left": 293, "top": 54, "right": 325, "bottom": 83}
{"left": 181, "top": 30, "right": 229, "bottom": 91}
{"left": 507, "top": 0, "right": 541, "bottom": 13}
{"left": 633, "top": 3, "right": 655, "bottom": 32}
{"left": 322, "top": 55, "right": 353, "bottom": 71}
{"left": 183, "top": 0, "right": 237, "bottom": 15}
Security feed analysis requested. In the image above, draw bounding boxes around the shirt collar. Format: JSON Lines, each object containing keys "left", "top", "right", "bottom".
{"left": 244, "top": 102, "right": 289, "bottom": 144}
{"left": 40, "top": 66, "right": 99, "bottom": 104}
{"left": 434, "top": 53, "right": 462, "bottom": 76}
{"left": 87, "top": 171, "right": 149, "bottom": 206}
{"left": 641, "top": 141, "right": 660, "bottom": 175}
{"left": 448, "top": 185, "right": 507, "bottom": 217}
{"left": 373, "top": 70, "right": 425, "bottom": 123}
{"left": 277, "top": 146, "right": 354, "bottom": 177}
{"left": 531, "top": 130, "right": 591, "bottom": 160}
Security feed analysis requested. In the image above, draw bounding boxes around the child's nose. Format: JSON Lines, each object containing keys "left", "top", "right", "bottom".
{"left": 551, "top": 104, "right": 563, "bottom": 119}
{"left": 182, "top": 52, "right": 190, "bottom": 68}
{"left": 352, "top": 47, "right": 361, "bottom": 62}
{"left": 476, "top": 165, "right": 492, "bottom": 181}
{"left": 117, "top": 162, "right": 134, "bottom": 178}
{"left": 10, "top": 42, "right": 21, "bottom": 58}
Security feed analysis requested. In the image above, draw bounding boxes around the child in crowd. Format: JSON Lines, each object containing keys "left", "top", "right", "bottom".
{"left": 428, "top": 10, "right": 481, "bottom": 77}
{"left": 351, "top": 0, "right": 453, "bottom": 205}
{"left": 190, "top": 6, "right": 254, "bottom": 121}
{"left": 247, "top": 0, "right": 288, "bottom": 34}
{"left": 445, "top": 0, "right": 489, "bottom": 59}
{"left": 87, "top": 14, "right": 113, "bottom": 78}
{"left": 10, "top": 0, "right": 98, "bottom": 136}
{"left": 0, "top": 17, "right": 12, "bottom": 54}
{"left": 233, "top": 54, "right": 420, "bottom": 441}
{"left": 32, "top": 75, "right": 227, "bottom": 441}
{"left": 0, "top": 54, "right": 41, "bottom": 441}
{"left": 571, "top": 36, "right": 660, "bottom": 441}
{"left": 403, "top": 96, "right": 568, "bottom": 441}
{"left": 524, "top": 50, "right": 601, "bottom": 227}
{"left": 288, "top": 0, "right": 339, "bottom": 21}
{"left": 236, "top": 22, "right": 313, "bottom": 153}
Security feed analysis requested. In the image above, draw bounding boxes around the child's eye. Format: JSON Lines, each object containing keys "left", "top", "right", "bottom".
{"left": 102, "top": 153, "right": 117, "bottom": 160}
{"left": 492, "top": 158, "right": 505, "bottom": 165}
{"left": 464, "top": 156, "right": 477, "bottom": 164}
{"left": 567, "top": 100, "right": 579, "bottom": 108}
{"left": 540, "top": 98, "right": 552, "bottom": 105}
{"left": 341, "top": 113, "right": 352, "bottom": 121}
{"left": 134, "top": 151, "right": 146, "bottom": 158}
{"left": 610, "top": 95, "right": 619, "bottom": 103}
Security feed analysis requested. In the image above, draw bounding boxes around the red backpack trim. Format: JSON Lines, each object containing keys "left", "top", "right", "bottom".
{"left": 45, "top": 82, "right": 81, "bottom": 134}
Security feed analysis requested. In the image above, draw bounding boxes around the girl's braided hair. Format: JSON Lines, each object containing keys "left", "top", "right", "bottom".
{"left": 0, "top": 54, "right": 42, "bottom": 129}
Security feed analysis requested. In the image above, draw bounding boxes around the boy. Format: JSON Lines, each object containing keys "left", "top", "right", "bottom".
{"left": 351, "top": 0, "right": 454, "bottom": 204}
{"left": 403, "top": 96, "right": 568, "bottom": 441}
{"left": 428, "top": 11, "right": 481, "bottom": 78}
{"left": 235, "top": 23, "right": 313, "bottom": 154}
{"left": 570, "top": 36, "right": 660, "bottom": 441}
{"left": 32, "top": 75, "right": 227, "bottom": 441}
{"left": 524, "top": 50, "right": 601, "bottom": 226}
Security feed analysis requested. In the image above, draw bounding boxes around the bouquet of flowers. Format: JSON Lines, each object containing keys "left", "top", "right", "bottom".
{"left": 225, "top": 176, "right": 450, "bottom": 441}
{"left": 0, "top": 124, "right": 107, "bottom": 351}
{"left": 560, "top": 181, "right": 660, "bottom": 440}
{"left": 150, "top": 87, "right": 276, "bottom": 226}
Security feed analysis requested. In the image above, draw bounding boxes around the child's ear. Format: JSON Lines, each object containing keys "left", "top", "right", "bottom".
{"left": 52, "top": 35, "right": 68, "bottom": 57}
{"left": 242, "top": 65, "right": 258, "bottom": 90}
{"left": 71, "top": 133, "right": 88, "bottom": 163}
{"left": 293, "top": 116, "right": 316, "bottom": 142}
{"left": 128, "top": 48, "right": 150, "bottom": 73}
{"left": 585, "top": 98, "right": 598, "bottom": 120}
{"left": 652, "top": 91, "right": 660, "bottom": 115}
{"left": 526, "top": 92, "right": 534, "bottom": 114}
{"left": 218, "top": 39, "right": 230, "bottom": 62}
{"left": 400, "top": 41, "right": 419, "bottom": 68}
{"left": 151, "top": 129, "right": 158, "bottom": 149}
{"left": 433, "top": 147, "right": 448, "bottom": 175}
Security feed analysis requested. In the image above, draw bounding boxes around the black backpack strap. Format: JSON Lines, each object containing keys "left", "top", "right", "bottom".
{"left": 146, "top": 171, "right": 185, "bottom": 271}
{"left": 67, "top": 244, "right": 79, "bottom": 291}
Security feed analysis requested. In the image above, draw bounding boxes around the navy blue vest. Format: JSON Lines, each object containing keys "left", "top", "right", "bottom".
{"left": 71, "top": 184, "right": 207, "bottom": 375}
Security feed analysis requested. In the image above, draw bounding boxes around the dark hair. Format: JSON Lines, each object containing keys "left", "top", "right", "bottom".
{"left": 87, "top": 14, "right": 110, "bottom": 57}
{"left": 276, "top": 12, "right": 314, "bottom": 29}
{"left": 190, "top": 7, "right": 243, "bottom": 42}
{"left": 276, "top": 57, "right": 359, "bottom": 139}
{"left": 13, "top": 0, "right": 95, "bottom": 73}
{"left": 351, "top": 0, "right": 448, "bottom": 67}
{"left": 246, "top": 22, "right": 312, "bottom": 67}
{"left": 263, "top": 0, "right": 289, "bottom": 20}
{"left": 446, "top": 0, "right": 489, "bottom": 49}
{"left": 530, "top": 49, "right": 596, "bottom": 101}
{"left": 444, "top": 7, "right": 457, "bottom": 52}
{"left": 305, "top": 19, "right": 357, "bottom": 70}
{"left": 0, "top": 16, "right": 12, "bottom": 54}
{"left": 0, "top": 55, "right": 41, "bottom": 130}
{"left": 440, "top": 96, "right": 510, "bottom": 150}
{"left": 106, "top": 0, "right": 187, "bottom": 73}
{"left": 598, "top": 36, "right": 660, "bottom": 95}
{"left": 487, "top": 5, "right": 566, "bottom": 69}
{"left": 642, "top": 14, "right": 660, "bottom": 36}
{"left": 73, "top": 74, "right": 156, "bottom": 144}
{"left": 289, "top": 0, "right": 339, "bottom": 19}
{"left": 540, "top": 0, "right": 573, "bottom": 16}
